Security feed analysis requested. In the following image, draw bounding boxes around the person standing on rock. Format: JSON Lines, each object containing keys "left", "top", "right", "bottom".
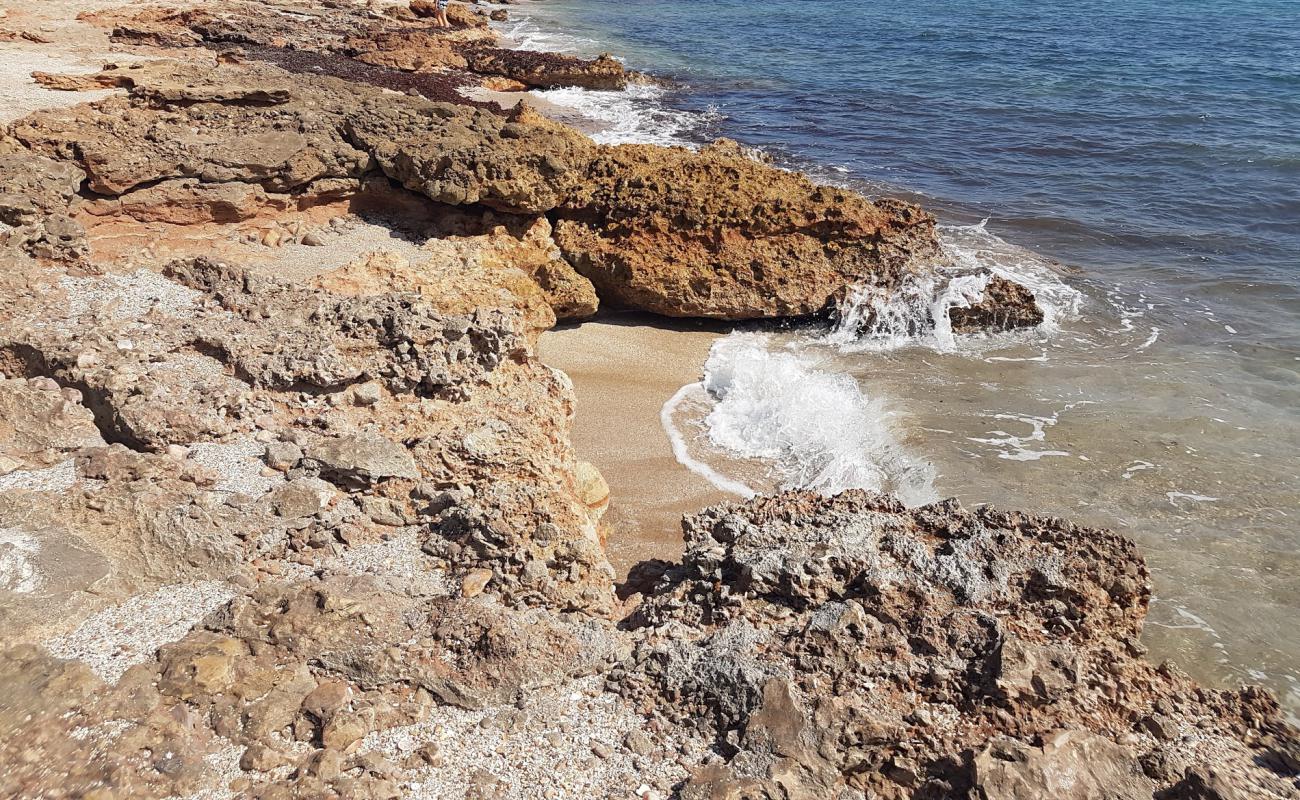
{"left": 434, "top": 0, "right": 451, "bottom": 28}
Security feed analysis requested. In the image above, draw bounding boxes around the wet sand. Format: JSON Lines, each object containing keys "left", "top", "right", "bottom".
{"left": 537, "top": 315, "right": 733, "bottom": 577}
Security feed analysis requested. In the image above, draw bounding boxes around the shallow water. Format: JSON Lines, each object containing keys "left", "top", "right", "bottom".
{"left": 500, "top": 0, "right": 1300, "bottom": 715}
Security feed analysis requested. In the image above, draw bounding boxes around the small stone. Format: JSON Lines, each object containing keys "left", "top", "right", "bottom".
{"left": 350, "top": 382, "right": 383, "bottom": 406}
{"left": 305, "top": 433, "right": 419, "bottom": 485}
{"left": 302, "top": 680, "right": 351, "bottom": 723}
{"left": 309, "top": 748, "right": 344, "bottom": 781}
{"left": 415, "top": 743, "right": 441, "bottom": 766}
{"left": 461, "top": 568, "right": 493, "bottom": 598}
{"left": 265, "top": 441, "right": 303, "bottom": 471}
{"left": 239, "top": 744, "right": 287, "bottom": 772}
{"left": 301, "top": 231, "right": 326, "bottom": 246}
{"left": 624, "top": 730, "right": 654, "bottom": 756}
{"left": 590, "top": 741, "right": 613, "bottom": 759}
{"left": 322, "top": 713, "right": 369, "bottom": 750}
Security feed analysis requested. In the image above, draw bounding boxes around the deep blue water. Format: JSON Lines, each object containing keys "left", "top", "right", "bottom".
{"left": 522, "top": 0, "right": 1300, "bottom": 314}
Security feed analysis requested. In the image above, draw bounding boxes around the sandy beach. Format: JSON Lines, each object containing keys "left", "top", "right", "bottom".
{"left": 538, "top": 316, "right": 732, "bottom": 577}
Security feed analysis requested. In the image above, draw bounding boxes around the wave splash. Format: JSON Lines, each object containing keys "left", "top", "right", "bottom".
{"left": 663, "top": 334, "right": 937, "bottom": 506}
{"left": 825, "top": 220, "right": 1084, "bottom": 354}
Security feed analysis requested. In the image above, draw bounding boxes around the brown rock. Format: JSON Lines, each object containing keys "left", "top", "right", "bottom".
{"left": 305, "top": 433, "right": 419, "bottom": 485}
{"left": 301, "top": 680, "right": 351, "bottom": 723}
{"left": 463, "top": 48, "right": 629, "bottom": 91}
{"left": 322, "top": 711, "right": 371, "bottom": 751}
{"left": 460, "top": 568, "right": 493, "bottom": 598}
{"left": 950, "top": 273, "right": 1045, "bottom": 333}
{"left": 973, "top": 731, "right": 1151, "bottom": 800}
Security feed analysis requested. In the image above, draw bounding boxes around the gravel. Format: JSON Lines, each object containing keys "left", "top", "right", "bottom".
{"left": 44, "top": 580, "right": 237, "bottom": 684}
{"left": 321, "top": 529, "right": 453, "bottom": 594}
{"left": 0, "top": 458, "right": 77, "bottom": 493}
{"left": 188, "top": 438, "right": 282, "bottom": 498}
{"left": 57, "top": 271, "right": 203, "bottom": 326}
{"left": 362, "top": 676, "right": 705, "bottom": 800}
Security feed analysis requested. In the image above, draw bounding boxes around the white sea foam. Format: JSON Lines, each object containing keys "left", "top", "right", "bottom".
{"left": 661, "top": 383, "right": 757, "bottom": 498}
{"left": 825, "top": 272, "right": 992, "bottom": 353}
{"left": 532, "top": 83, "right": 718, "bottom": 147}
{"left": 497, "top": 13, "right": 598, "bottom": 56}
{"left": 663, "top": 334, "right": 936, "bottom": 505}
{"left": 824, "top": 219, "right": 1084, "bottom": 355}
{"left": 966, "top": 401, "right": 1094, "bottom": 462}
{"left": 495, "top": 4, "right": 720, "bottom": 148}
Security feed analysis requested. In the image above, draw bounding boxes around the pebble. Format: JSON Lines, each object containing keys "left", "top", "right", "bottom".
{"left": 461, "top": 568, "right": 493, "bottom": 598}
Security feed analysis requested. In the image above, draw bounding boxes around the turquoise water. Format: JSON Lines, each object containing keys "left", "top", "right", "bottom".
{"left": 503, "top": 1, "right": 1300, "bottom": 715}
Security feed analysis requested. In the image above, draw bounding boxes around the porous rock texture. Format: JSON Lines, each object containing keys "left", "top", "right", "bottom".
{"left": 0, "top": 1, "right": 1291, "bottom": 798}
{"left": 619, "top": 491, "right": 1299, "bottom": 799}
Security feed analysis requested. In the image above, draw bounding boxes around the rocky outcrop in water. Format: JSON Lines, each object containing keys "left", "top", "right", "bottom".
{"left": 950, "top": 273, "right": 1045, "bottom": 333}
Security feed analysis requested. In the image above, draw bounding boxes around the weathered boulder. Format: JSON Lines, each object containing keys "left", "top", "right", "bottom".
{"left": 950, "top": 273, "right": 1045, "bottom": 333}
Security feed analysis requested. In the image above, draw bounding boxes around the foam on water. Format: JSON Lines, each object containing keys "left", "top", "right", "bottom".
{"left": 823, "top": 220, "right": 1084, "bottom": 355}
{"left": 532, "top": 83, "right": 719, "bottom": 147}
{"left": 663, "top": 333, "right": 937, "bottom": 506}
{"left": 495, "top": 5, "right": 721, "bottom": 148}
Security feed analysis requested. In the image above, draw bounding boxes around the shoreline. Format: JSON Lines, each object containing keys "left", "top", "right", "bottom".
{"left": 502, "top": 0, "right": 1300, "bottom": 719}
{"left": 0, "top": 1, "right": 1296, "bottom": 797}
{"left": 537, "top": 316, "right": 731, "bottom": 577}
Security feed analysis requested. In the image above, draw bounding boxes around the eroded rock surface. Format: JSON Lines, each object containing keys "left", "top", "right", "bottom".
{"left": 618, "top": 491, "right": 1299, "bottom": 799}
{"left": 0, "top": 2, "right": 1284, "bottom": 798}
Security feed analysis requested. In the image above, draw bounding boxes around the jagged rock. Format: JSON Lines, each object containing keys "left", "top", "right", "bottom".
{"left": 0, "top": 152, "right": 85, "bottom": 226}
{"left": 0, "top": 378, "right": 104, "bottom": 469}
{"left": 972, "top": 732, "right": 1151, "bottom": 800}
{"left": 11, "top": 62, "right": 370, "bottom": 196}
{"left": 351, "top": 101, "right": 946, "bottom": 320}
{"left": 346, "top": 29, "right": 467, "bottom": 72}
{"left": 462, "top": 48, "right": 630, "bottom": 90}
{"left": 950, "top": 274, "right": 1045, "bottom": 333}
{"left": 620, "top": 491, "right": 1299, "bottom": 799}
{"left": 80, "top": 179, "right": 284, "bottom": 225}
{"left": 10, "top": 57, "right": 1026, "bottom": 325}
{"left": 163, "top": 257, "right": 524, "bottom": 396}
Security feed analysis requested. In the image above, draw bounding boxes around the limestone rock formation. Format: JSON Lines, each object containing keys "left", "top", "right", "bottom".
{"left": 618, "top": 491, "right": 1299, "bottom": 799}
{"left": 1, "top": 3, "right": 1270, "bottom": 798}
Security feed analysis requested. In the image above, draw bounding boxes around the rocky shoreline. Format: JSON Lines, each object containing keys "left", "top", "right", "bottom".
{"left": 0, "top": 1, "right": 1295, "bottom": 798}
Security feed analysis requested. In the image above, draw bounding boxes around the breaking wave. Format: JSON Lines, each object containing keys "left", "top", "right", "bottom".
{"left": 531, "top": 83, "right": 721, "bottom": 148}
{"left": 662, "top": 333, "right": 937, "bottom": 506}
{"left": 825, "top": 219, "right": 1084, "bottom": 354}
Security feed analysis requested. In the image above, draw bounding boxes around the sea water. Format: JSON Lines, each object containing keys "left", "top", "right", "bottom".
{"left": 497, "top": 0, "right": 1300, "bottom": 716}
